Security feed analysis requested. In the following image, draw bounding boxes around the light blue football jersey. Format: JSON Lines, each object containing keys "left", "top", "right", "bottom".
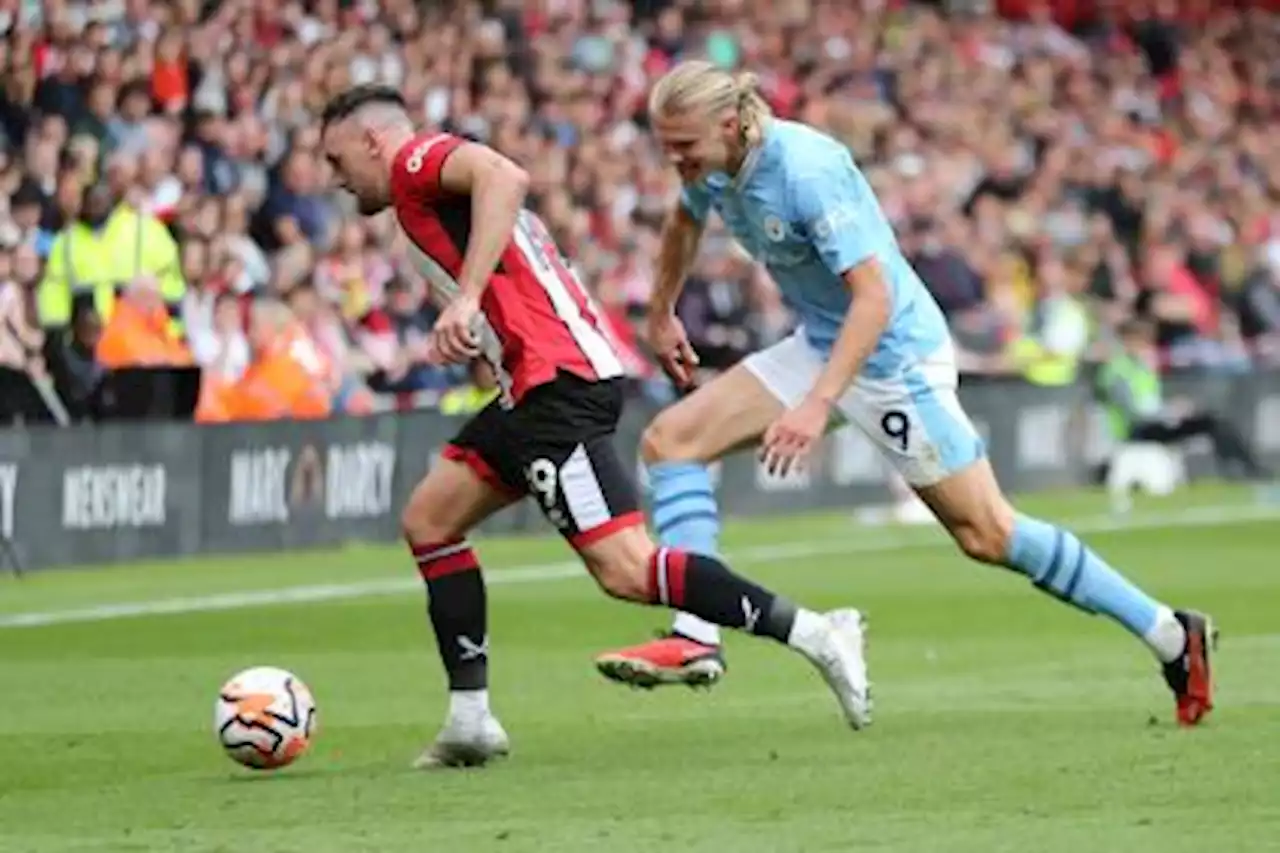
{"left": 680, "top": 120, "right": 950, "bottom": 379}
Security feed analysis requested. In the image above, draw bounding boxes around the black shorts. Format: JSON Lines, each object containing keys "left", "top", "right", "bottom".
{"left": 443, "top": 372, "right": 643, "bottom": 548}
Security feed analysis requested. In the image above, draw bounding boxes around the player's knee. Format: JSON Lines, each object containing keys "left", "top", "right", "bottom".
{"left": 400, "top": 487, "right": 462, "bottom": 545}
{"left": 640, "top": 411, "right": 702, "bottom": 464}
{"left": 952, "top": 509, "right": 1015, "bottom": 565}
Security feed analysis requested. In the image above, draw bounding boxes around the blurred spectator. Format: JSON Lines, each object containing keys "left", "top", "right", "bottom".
{"left": 1235, "top": 246, "right": 1280, "bottom": 359}
{"left": 1134, "top": 242, "right": 1226, "bottom": 367}
{"left": 0, "top": 244, "right": 44, "bottom": 377}
{"left": 108, "top": 81, "right": 155, "bottom": 155}
{"left": 905, "top": 216, "right": 1008, "bottom": 359}
{"left": 95, "top": 275, "right": 191, "bottom": 368}
{"left": 285, "top": 283, "right": 376, "bottom": 414}
{"left": 37, "top": 180, "right": 185, "bottom": 332}
{"left": 677, "top": 252, "right": 759, "bottom": 373}
{"left": 47, "top": 300, "right": 106, "bottom": 420}
{"left": 8, "top": 179, "right": 55, "bottom": 256}
{"left": 359, "top": 276, "right": 457, "bottom": 395}
{"left": 438, "top": 359, "right": 502, "bottom": 416}
{"left": 313, "top": 220, "right": 393, "bottom": 320}
{"left": 255, "top": 148, "right": 330, "bottom": 252}
{"left": 189, "top": 290, "right": 251, "bottom": 383}
{"left": 1008, "top": 254, "right": 1091, "bottom": 385}
{"left": 0, "top": 0, "right": 1274, "bottom": 427}
{"left": 1097, "top": 318, "right": 1268, "bottom": 480}
{"left": 198, "top": 297, "right": 330, "bottom": 423}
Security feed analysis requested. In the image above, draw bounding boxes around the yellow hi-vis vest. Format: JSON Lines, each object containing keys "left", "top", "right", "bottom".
{"left": 37, "top": 205, "right": 185, "bottom": 329}
{"left": 1009, "top": 336, "right": 1079, "bottom": 386}
{"left": 439, "top": 385, "right": 499, "bottom": 415}
{"left": 1008, "top": 299, "right": 1089, "bottom": 387}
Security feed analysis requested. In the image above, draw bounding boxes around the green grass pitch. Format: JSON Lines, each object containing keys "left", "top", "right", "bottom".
{"left": 1, "top": 486, "right": 1278, "bottom": 852}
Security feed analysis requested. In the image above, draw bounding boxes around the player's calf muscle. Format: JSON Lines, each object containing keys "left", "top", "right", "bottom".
{"left": 580, "top": 527, "right": 655, "bottom": 601}
{"left": 914, "top": 460, "right": 1016, "bottom": 565}
{"left": 947, "top": 509, "right": 1016, "bottom": 565}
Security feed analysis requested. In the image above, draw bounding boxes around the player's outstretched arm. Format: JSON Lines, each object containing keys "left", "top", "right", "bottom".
{"left": 438, "top": 143, "right": 531, "bottom": 300}
{"left": 646, "top": 204, "right": 706, "bottom": 385}
{"left": 651, "top": 204, "right": 705, "bottom": 317}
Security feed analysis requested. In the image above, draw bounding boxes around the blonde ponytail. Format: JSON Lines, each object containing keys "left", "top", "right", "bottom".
{"left": 649, "top": 60, "right": 774, "bottom": 145}
{"left": 731, "top": 71, "right": 771, "bottom": 146}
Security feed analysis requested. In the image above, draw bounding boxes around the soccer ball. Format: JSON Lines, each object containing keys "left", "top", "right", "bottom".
{"left": 214, "top": 666, "right": 317, "bottom": 770}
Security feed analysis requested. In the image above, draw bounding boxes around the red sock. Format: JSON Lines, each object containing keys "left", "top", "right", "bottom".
{"left": 412, "top": 539, "right": 480, "bottom": 581}
{"left": 647, "top": 546, "right": 689, "bottom": 608}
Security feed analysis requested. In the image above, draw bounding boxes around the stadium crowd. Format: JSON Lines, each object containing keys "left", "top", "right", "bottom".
{"left": 0, "top": 0, "right": 1279, "bottom": 424}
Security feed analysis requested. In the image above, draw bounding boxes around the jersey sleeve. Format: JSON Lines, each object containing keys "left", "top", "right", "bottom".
{"left": 391, "top": 133, "right": 466, "bottom": 203}
{"left": 787, "top": 161, "right": 876, "bottom": 278}
{"left": 679, "top": 181, "right": 713, "bottom": 223}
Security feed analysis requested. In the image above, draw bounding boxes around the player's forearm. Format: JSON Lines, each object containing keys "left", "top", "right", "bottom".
{"left": 458, "top": 166, "right": 530, "bottom": 300}
{"left": 809, "top": 261, "right": 891, "bottom": 405}
{"left": 651, "top": 207, "right": 703, "bottom": 315}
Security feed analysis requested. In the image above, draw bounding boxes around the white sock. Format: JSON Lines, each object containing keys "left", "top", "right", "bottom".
{"left": 785, "top": 608, "right": 828, "bottom": 658}
{"left": 1144, "top": 606, "right": 1187, "bottom": 663}
{"left": 672, "top": 612, "right": 721, "bottom": 646}
{"left": 448, "top": 689, "right": 490, "bottom": 722}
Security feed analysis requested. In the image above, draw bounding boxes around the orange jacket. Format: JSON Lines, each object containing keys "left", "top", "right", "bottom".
{"left": 195, "top": 373, "right": 235, "bottom": 424}
{"left": 281, "top": 321, "right": 376, "bottom": 416}
{"left": 96, "top": 297, "right": 193, "bottom": 369}
{"left": 200, "top": 339, "right": 332, "bottom": 423}
{"left": 281, "top": 322, "right": 339, "bottom": 387}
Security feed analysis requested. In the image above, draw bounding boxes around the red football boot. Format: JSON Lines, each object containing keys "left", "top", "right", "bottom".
{"left": 1161, "top": 610, "right": 1217, "bottom": 726}
{"left": 595, "top": 634, "right": 726, "bottom": 690}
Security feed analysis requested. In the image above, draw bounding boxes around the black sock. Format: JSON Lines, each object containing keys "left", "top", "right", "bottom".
{"left": 412, "top": 539, "right": 488, "bottom": 691}
{"left": 648, "top": 547, "right": 797, "bottom": 643}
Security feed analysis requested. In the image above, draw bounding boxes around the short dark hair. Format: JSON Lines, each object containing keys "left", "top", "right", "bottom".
{"left": 320, "top": 84, "right": 408, "bottom": 130}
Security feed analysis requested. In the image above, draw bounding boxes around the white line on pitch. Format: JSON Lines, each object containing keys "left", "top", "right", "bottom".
{"left": 0, "top": 502, "right": 1275, "bottom": 629}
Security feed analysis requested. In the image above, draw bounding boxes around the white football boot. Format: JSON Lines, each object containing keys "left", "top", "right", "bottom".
{"left": 413, "top": 714, "right": 510, "bottom": 769}
{"left": 799, "top": 609, "right": 873, "bottom": 730}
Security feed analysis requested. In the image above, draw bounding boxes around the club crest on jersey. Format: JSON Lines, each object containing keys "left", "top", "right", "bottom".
{"left": 762, "top": 214, "right": 787, "bottom": 242}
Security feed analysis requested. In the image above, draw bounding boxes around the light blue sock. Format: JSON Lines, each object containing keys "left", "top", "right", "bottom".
{"left": 648, "top": 461, "right": 721, "bottom": 555}
{"left": 647, "top": 461, "right": 722, "bottom": 645}
{"left": 1005, "top": 513, "right": 1161, "bottom": 637}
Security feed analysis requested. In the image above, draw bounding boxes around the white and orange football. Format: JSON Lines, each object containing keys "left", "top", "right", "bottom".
{"left": 214, "top": 666, "right": 317, "bottom": 770}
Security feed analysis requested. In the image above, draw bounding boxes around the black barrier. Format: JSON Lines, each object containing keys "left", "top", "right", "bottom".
{"left": 0, "top": 367, "right": 57, "bottom": 426}
{"left": 1, "top": 370, "right": 1278, "bottom": 570}
{"left": 94, "top": 366, "right": 203, "bottom": 421}
{"left": 200, "top": 415, "right": 404, "bottom": 554}
{"left": 0, "top": 422, "right": 201, "bottom": 568}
